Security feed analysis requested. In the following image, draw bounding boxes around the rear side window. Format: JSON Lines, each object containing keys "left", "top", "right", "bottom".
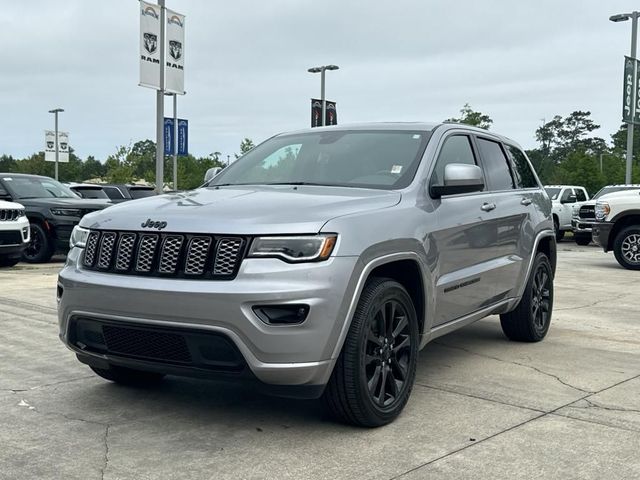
{"left": 505, "top": 145, "right": 538, "bottom": 189}
{"left": 103, "top": 187, "right": 125, "bottom": 200}
{"left": 476, "top": 138, "right": 514, "bottom": 191}
{"left": 431, "top": 135, "right": 477, "bottom": 186}
{"left": 575, "top": 189, "right": 587, "bottom": 202}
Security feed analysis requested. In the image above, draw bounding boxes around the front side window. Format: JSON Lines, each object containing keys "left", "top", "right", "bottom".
{"left": 560, "top": 188, "right": 574, "bottom": 202}
{"left": 209, "top": 130, "right": 431, "bottom": 190}
{"left": 430, "top": 135, "right": 477, "bottom": 187}
{"left": 476, "top": 138, "right": 514, "bottom": 191}
{"left": 103, "top": 187, "right": 126, "bottom": 200}
{"left": 505, "top": 145, "right": 538, "bottom": 189}
{"left": 74, "top": 187, "right": 109, "bottom": 199}
{"left": 575, "top": 189, "right": 587, "bottom": 202}
{"left": 129, "top": 188, "right": 155, "bottom": 199}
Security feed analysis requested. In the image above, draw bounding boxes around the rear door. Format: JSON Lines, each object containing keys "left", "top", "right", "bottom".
{"left": 429, "top": 133, "right": 501, "bottom": 326}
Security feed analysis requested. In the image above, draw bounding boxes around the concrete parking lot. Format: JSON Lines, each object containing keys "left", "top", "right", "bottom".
{"left": 1, "top": 245, "right": 639, "bottom": 480}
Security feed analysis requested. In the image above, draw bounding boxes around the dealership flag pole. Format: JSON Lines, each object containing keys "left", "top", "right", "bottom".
{"left": 173, "top": 93, "right": 178, "bottom": 190}
{"left": 155, "top": 0, "right": 166, "bottom": 194}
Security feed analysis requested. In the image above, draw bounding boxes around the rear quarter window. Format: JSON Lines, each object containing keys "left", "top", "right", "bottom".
{"left": 505, "top": 145, "right": 539, "bottom": 189}
{"left": 476, "top": 138, "right": 514, "bottom": 191}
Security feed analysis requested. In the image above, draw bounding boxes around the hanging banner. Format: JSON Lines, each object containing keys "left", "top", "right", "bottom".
{"left": 165, "top": 8, "right": 185, "bottom": 94}
{"left": 139, "top": 0, "right": 161, "bottom": 90}
{"left": 44, "top": 131, "right": 70, "bottom": 163}
{"left": 623, "top": 56, "right": 635, "bottom": 124}
{"left": 177, "top": 119, "right": 188, "bottom": 155}
{"left": 311, "top": 99, "right": 338, "bottom": 127}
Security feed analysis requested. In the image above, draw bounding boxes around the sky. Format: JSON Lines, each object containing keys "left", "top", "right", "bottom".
{"left": 1, "top": 0, "right": 638, "bottom": 161}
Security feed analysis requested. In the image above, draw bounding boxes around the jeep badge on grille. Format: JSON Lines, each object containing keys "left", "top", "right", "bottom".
{"left": 141, "top": 219, "right": 168, "bottom": 230}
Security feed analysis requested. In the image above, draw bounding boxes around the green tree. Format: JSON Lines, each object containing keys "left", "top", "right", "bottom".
{"left": 235, "top": 138, "right": 255, "bottom": 159}
{"left": 551, "top": 150, "right": 605, "bottom": 195}
{"left": 446, "top": 103, "right": 493, "bottom": 130}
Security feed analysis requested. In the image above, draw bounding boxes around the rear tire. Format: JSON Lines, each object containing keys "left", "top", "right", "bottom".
{"left": 90, "top": 365, "right": 165, "bottom": 385}
{"left": 322, "top": 277, "right": 419, "bottom": 427}
{"left": 500, "top": 252, "right": 554, "bottom": 342}
{"left": 22, "top": 223, "right": 53, "bottom": 263}
{"left": 553, "top": 217, "right": 564, "bottom": 242}
{"left": 613, "top": 226, "right": 640, "bottom": 270}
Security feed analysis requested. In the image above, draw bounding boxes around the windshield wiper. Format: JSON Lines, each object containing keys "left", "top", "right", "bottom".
{"left": 263, "top": 182, "right": 338, "bottom": 186}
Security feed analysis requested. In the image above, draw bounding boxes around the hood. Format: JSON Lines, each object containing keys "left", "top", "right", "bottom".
{"left": 17, "top": 197, "right": 112, "bottom": 210}
{"left": 0, "top": 199, "right": 25, "bottom": 210}
{"left": 80, "top": 185, "right": 402, "bottom": 234}
{"left": 597, "top": 190, "right": 640, "bottom": 201}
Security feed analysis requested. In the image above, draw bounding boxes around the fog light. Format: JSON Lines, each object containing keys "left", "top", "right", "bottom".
{"left": 252, "top": 304, "right": 309, "bottom": 325}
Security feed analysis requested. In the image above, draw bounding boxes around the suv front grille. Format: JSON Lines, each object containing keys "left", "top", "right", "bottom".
{"left": 579, "top": 205, "right": 595, "bottom": 220}
{"left": 0, "top": 231, "right": 22, "bottom": 245}
{"left": 82, "top": 230, "right": 246, "bottom": 279}
{"left": 0, "top": 209, "right": 22, "bottom": 221}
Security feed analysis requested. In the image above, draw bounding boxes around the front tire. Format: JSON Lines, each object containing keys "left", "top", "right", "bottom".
{"left": 22, "top": 223, "right": 53, "bottom": 263}
{"left": 90, "top": 365, "right": 165, "bottom": 385}
{"left": 613, "top": 226, "right": 640, "bottom": 270}
{"left": 500, "top": 252, "right": 554, "bottom": 342}
{"left": 554, "top": 217, "right": 564, "bottom": 242}
{"left": 322, "top": 277, "right": 419, "bottom": 427}
{"left": 0, "top": 256, "right": 20, "bottom": 267}
{"left": 574, "top": 235, "right": 591, "bottom": 246}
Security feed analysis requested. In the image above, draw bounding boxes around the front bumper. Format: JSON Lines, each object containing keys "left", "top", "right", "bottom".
{"left": 57, "top": 247, "right": 360, "bottom": 390}
{"left": 592, "top": 222, "right": 614, "bottom": 251}
{"left": 571, "top": 218, "right": 594, "bottom": 234}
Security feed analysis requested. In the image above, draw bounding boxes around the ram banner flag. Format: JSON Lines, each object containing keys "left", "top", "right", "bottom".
{"left": 165, "top": 8, "right": 185, "bottom": 94}
{"left": 44, "top": 131, "right": 70, "bottom": 163}
{"left": 311, "top": 99, "right": 338, "bottom": 127}
{"left": 139, "top": 0, "right": 161, "bottom": 90}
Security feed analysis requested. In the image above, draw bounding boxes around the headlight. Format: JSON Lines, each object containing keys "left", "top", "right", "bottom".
{"left": 248, "top": 234, "right": 337, "bottom": 262}
{"left": 69, "top": 225, "right": 90, "bottom": 248}
{"left": 595, "top": 202, "right": 610, "bottom": 221}
{"left": 51, "top": 208, "right": 83, "bottom": 217}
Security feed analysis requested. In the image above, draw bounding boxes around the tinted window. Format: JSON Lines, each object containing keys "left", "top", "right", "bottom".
{"left": 575, "top": 189, "right": 587, "bottom": 202}
{"left": 1, "top": 176, "right": 78, "bottom": 199}
{"left": 103, "top": 186, "right": 126, "bottom": 199}
{"left": 210, "top": 130, "right": 431, "bottom": 190}
{"left": 560, "top": 188, "right": 574, "bottom": 202}
{"left": 476, "top": 138, "right": 514, "bottom": 191}
{"left": 431, "top": 135, "right": 477, "bottom": 186}
{"left": 505, "top": 145, "right": 538, "bottom": 189}
{"left": 73, "top": 187, "right": 108, "bottom": 199}
{"left": 129, "top": 188, "right": 155, "bottom": 199}
{"left": 593, "top": 186, "right": 640, "bottom": 199}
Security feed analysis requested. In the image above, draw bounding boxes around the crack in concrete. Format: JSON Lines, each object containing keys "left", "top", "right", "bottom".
{"left": 4, "top": 375, "right": 94, "bottom": 394}
{"left": 570, "top": 398, "right": 640, "bottom": 414}
{"left": 100, "top": 425, "right": 110, "bottom": 480}
{"left": 390, "top": 373, "right": 640, "bottom": 479}
{"left": 433, "top": 341, "right": 593, "bottom": 394}
{"left": 554, "top": 293, "right": 629, "bottom": 312}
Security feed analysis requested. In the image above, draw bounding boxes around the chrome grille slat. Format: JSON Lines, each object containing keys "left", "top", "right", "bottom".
{"left": 97, "top": 232, "right": 116, "bottom": 269}
{"left": 184, "top": 237, "right": 211, "bottom": 275}
{"left": 214, "top": 238, "right": 243, "bottom": 275}
{"left": 0, "top": 209, "right": 21, "bottom": 221}
{"left": 136, "top": 234, "right": 159, "bottom": 272}
{"left": 158, "top": 235, "right": 184, "bottom": 273}
{"left": 82, "top": 231, "right": 244, "bottom": 279}
{"left": 115, "top": 233, "right": 136, "bottom": 271}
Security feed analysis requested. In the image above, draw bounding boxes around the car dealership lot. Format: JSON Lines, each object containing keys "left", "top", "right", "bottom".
{"left": 1, "top": 246, "right": 639, "bottom": 480}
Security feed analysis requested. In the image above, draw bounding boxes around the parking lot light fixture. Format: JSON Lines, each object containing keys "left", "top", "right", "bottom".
{"left": 48, "top": 108, "right": 64, "bottom": 181}
{"left": 610, "top": 11, "right": 640, "bottom": 184}
{"left": 307, "top": 64, "right": 340, "bottom": 126}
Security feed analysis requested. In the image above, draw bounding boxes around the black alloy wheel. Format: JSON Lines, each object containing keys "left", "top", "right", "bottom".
{"left": 364, "top": 299, "right": 412, "bottom": 408}
{"left": 22, "top": 223, "right": 53, "bottom": 263}
{"left": 530, "top": 263, "right": 552, "bottom": 336}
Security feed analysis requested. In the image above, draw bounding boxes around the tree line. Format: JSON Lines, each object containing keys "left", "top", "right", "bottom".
{"left": 1, "top": 107, "right": 639, "bottom": 194}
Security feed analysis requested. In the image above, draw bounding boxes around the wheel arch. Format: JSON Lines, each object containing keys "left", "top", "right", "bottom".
{"left": 607, "top": 213, "right": 640, "bottom": 251}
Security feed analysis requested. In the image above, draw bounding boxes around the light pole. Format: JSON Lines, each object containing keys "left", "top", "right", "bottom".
{"left": 307, "top": 64, "right": 339, "bottom": 126}
{"left": 611, "top": 11, "right": 640, "bottom": 184}
{"left": 155, "top": 0, "right": 166, "bottom": 194}
{"left": 48, "top": 108, "right": 64, "bottom": 181}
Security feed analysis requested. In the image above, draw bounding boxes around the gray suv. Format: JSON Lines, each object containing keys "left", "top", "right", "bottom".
{"left": 58, "top": 123, "right": 556, "bottom": 427}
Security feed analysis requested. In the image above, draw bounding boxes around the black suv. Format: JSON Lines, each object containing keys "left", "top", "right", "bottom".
{"left": 0, "top": 174, "right": 110, "bottom": 263}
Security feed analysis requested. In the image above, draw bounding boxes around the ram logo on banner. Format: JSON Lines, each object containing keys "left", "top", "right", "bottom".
{"left": 165, "top": 9, "right": 185, "bottom": 94}
{"left": 139, "top": 0, "right": 161, "bottom": 90}
{"left": 311, "top": 99, "right": 338, "bottom": 127}
{"left": 44, "top": 131, "right": 70, "bottom": 163}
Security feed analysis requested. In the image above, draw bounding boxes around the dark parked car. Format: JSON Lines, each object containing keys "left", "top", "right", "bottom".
{"left": 0, "top": 174, "right": 110, "bottom": 263}
{"left": 69, "top": 184, "right": 111, "bottom": 200}
{"left": 101, "top": 184, "right": 157, "bottom": 203}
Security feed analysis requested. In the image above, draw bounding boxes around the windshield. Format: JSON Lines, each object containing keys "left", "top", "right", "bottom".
{"left": 208, "top": 130, "right": 431, "bottom": 190}
{"left": 545, "top": 187, "right": 561, "bottom": 200}
{"left": 592, "top": 186, "right": 640, "bottom": 199}
{"left": 2, "top": 176, "right": 79, "bottom": 199}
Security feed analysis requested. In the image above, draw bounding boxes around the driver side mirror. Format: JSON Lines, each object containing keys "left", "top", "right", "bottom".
{"left": 431, "top": 164, "right": 484, "bottom": 198}
{"left": 561, "top": 194, "right": 577, "bottom": 204}
{"left": 204, "top": 167, "right": 222, "bottom": 183}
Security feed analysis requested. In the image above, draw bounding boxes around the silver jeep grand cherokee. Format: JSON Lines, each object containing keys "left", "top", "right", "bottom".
{"left": 58, "top": 123, "right": 556, "bottom": 426}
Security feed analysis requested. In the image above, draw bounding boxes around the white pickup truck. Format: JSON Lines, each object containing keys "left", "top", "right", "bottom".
{"left": 544, "top": 185, "right": 590, "bottom": 241}
{"left": 593, "top": 190, "right": 640, "bottom": 270}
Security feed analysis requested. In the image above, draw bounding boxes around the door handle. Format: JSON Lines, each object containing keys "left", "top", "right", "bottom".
{"left": 521, "top": 198, "right": 532, "bottom": 206}
{"left": 481, "top": 202, "right": 496, "bottom": 212}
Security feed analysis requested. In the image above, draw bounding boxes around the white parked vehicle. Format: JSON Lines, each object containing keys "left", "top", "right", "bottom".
{"left": 0, "top": 200, "right": 30, "bottom": 267}
{"left": 544, "top": 185, "right": 590, "bottom": 241}
{"left": 593, "top": 190, "right": 640, "bottom": 270}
